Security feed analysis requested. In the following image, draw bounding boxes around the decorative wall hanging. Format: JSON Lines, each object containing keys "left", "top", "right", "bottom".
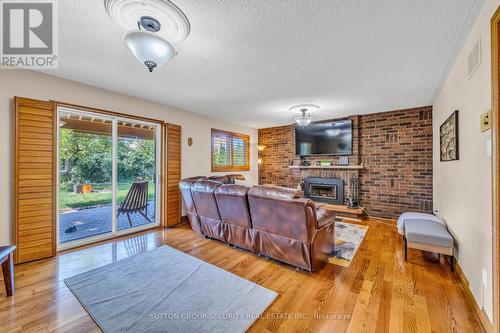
{"left": 440, "top": 110, "right": 459, "bottom": 161}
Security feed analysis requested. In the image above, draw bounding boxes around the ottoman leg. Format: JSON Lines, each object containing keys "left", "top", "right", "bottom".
{"left": 1, "top": 253, "right": 14, "bottom": 297}
{"left": 450, "top": 255, "right": 454, "bottom": 272}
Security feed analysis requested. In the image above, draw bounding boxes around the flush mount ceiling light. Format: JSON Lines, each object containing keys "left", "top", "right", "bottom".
{"left": 123, "top": 16, "right": 177, "bottom": 72}
{"left": 104, "top": 0, "right": 190, "bottom": 72}
{"left": 104, "top": 0, "right": 190, "bottom": 43}
{"left": 290, "top": 104, "right": 319, "bottom": 126}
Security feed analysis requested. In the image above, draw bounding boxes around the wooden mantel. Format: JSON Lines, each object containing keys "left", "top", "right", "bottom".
{"left": 288, "top": 164, "right": 364, "bottom": 170}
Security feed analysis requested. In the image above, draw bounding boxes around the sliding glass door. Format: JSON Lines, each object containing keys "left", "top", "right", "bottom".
{"left": 57, "top": 107, "right": 161, "bottom": 249}
{"left": 58, "top": 109, "right": 114, "bottom": 244}
{"left": 116, "top": 118, "right": 159, "bottom": 231}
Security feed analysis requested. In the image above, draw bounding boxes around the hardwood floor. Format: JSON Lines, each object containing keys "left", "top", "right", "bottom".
{"left": 0, "top": 218, "right": 483, "bottom": 332}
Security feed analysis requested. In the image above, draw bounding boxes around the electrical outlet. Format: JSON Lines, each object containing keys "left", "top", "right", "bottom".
{"left": 480, "top": 110, "right": 491, "bottom": 132}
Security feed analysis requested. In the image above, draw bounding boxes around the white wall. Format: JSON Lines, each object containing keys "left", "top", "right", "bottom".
{"left": 433, "top": 0, "right": 499, "bottom": 321}
{"left": 0, "top": 70, "right": 258, "bottom": 245}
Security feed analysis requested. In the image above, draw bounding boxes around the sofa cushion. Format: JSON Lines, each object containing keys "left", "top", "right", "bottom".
{"left": 405, "top": 219, "right": 453, "bottom": 248}
{"left": 208, "top": 176, "right": 230, "bottom": 184}
{"left": 191, "top": 180, "right": 222, "bottom": 220}
{"left": 248, "top": 185, "right": 303, "bottom": 200}
{"left": 191, "top": 180, "right": 225, "bottom": 240}
{"left": 185, "top": 176, "right": 208, "bottom": 181}
{"left": 225, "top": 174, "right": 245, "bottom": 184}
{"left": 397, "top": 211, "right": 444, "bottom": 235}
{"left": 179, "top": 179, "right": 198, "bottom": 213}
{"left": 248, "top": 186, "right": 314, "bottom": 243}
{"left": 215, "top": 184, "right": 252, "bottom": 228}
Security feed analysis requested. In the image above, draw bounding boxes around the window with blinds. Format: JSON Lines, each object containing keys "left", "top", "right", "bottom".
{"left": 211, "top": 129, "right": 250, "bottom": 172}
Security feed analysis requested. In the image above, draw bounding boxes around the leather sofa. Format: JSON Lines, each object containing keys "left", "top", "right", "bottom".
{"left": 179, "top": 176, "right": 207, "bottom": 235}
{"left": 247, "top": 186, "right": 335, "bottom": 271}
{"left": 179, "top": 178, "right": 336, "bottom": 271}
{"left": 179, "top": 175, "right": 244, "bottom": 235}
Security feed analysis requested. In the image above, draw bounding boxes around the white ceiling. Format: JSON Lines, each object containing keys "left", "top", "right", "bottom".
{"left": 47, "top": 0, "right": 483, "bottom": 128}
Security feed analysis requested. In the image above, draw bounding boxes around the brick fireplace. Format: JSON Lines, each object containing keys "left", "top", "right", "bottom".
{"left": 258, "top": 106, "right": 433, "bottom": 219}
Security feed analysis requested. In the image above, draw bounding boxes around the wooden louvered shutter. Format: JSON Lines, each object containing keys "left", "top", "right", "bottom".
{"left": 13, "top": 97, "right": 56, "bottom": 264}
{"left": 211, "top": 129, "right": 250, "bottom": 172}
{"left": 166, "top": 123, "right": 181, "bottom": 227}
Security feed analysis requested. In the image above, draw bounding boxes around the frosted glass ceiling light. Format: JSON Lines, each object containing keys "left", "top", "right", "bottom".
{"left": 295, "top": 110, "right": 313, "bottom": 126}
{"left": 123, "top": 16, "right": 177, "bottom": 72}
{"left": 105, "top": 0, "right": 191, "bottom": 43}
{"left": 105, "top": 0, "right": 190, "bottom": 72}
{"left": 290, "top": 104, "right": 319, "bottom": 126}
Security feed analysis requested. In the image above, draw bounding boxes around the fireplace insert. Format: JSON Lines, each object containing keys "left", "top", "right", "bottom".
{"left": 303, "top": 177, "right": 344, "bottom": 205}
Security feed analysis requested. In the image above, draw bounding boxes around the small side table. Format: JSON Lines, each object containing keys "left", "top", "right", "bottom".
{"left": 0, "top": 246, "right": 15, "bottom": 297}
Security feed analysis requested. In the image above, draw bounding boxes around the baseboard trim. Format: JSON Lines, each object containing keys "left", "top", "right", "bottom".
{"left": 179, "top": 215, "right": 189, "bottom": 225}
{"left": 455, "top": 261, "right": 493, "bottom": 333}
{"left": 163, "top": 216, "right": 189, "bottom": 229}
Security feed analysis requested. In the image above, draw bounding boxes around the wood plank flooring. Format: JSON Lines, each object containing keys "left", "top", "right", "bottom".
{"left": 0, "top": 218, "right": 483, "bottom": 332}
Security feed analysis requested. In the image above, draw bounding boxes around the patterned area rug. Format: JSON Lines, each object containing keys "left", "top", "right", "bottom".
{"left": 329, "top": 221, "right": 369, "bottom": 267}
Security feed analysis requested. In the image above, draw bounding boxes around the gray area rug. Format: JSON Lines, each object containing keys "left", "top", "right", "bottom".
{"left": 64, "top": 246, "right": 277, "bottom": 333}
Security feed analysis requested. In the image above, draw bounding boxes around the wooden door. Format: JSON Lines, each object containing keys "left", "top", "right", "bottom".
{"left": 13, "top": 97, "right": 56, "bottom": 264}
{"left": 166, "top": 124, "right": 181, "bottom": 227}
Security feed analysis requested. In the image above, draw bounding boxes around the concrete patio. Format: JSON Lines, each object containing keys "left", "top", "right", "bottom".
{"left": 59, "top": 201, "right": 156, "bottom": 243}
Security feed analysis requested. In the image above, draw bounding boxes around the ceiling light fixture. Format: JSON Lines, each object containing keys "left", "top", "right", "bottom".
{"left": 295, "top": 109, "right": 313, "bottom": 126}
{"left": 123, "top": 16, "right": 177, "bottom": 72}
{"left": 290, "top": 104, "right": 319, "bottom": 126}
{"left": 105, "top": 0, "right": 191, "bottom": 43}
{"left": 105, "top": 0, "right": 190, "bottom": 72}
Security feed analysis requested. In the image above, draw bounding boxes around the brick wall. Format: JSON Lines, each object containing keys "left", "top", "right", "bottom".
{"left": 258, "top": 106, "right": 433, "bottom": 219}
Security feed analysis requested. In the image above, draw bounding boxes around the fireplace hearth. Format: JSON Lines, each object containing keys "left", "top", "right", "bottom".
{"left": 304, "top": 177, "right": 344, "bottom": 205}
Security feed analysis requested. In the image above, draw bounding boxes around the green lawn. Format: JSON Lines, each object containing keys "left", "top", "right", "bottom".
{"left": 59, "top": 183, "right": 155, "bottom": 209}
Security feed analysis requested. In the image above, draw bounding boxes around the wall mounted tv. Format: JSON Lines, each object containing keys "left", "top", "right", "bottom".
{"left": 295, "top": 119, "right": 352, "bottom": 156}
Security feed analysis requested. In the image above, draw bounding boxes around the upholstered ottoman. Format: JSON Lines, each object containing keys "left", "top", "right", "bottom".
{"left": 403, "top": 219, "right": 454, "bottom": 271}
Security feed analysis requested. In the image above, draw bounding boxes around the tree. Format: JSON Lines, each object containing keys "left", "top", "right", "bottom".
{"left": 215, "top": 143, "right": 228, "bottom": 165}
{"left": 59, "top": 129, "right": 156, "bottom": 185}
{"left": 117, "top": 138, "right": 155, "bottom": 182}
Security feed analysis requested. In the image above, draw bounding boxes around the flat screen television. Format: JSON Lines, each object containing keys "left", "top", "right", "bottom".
{"left": 295, "top": 119, "right": 352, "bottom": 156}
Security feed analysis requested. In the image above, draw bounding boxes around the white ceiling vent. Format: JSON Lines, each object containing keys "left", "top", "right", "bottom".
{"left": 468, "top": 38, "right": 481, "bottom": 78}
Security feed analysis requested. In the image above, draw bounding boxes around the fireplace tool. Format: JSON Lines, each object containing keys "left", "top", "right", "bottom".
{"left": 348, "top": 176, "right": 360, "bottom": 209}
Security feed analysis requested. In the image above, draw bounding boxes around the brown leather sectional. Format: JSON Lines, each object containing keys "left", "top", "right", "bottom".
{"left": 179, "top": 177, "right": 336, "bottom": 271}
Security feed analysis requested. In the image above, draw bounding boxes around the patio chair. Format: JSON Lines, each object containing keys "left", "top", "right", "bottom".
{"left": 117, "top": 181, "right": 152, "bottom": 227}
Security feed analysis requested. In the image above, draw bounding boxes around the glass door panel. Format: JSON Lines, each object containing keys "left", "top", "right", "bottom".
{"left": 116, "top": 120, "right": 159, "bottom": 231}
{"left": 58, "top": 110, "right": 113, "bottom": 244}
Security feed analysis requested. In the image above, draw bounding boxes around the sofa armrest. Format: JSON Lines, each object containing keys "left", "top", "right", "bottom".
{"left": 311, "top": 215, "right": 335, "bottom": 271}
{"left": 316, "top": 208, "right": 336, "bottom": 228}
